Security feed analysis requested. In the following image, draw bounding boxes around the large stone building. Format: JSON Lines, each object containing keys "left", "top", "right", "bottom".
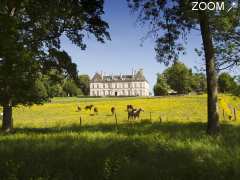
{"left": 90, "top": 69, "right": 149, "bottom": 96}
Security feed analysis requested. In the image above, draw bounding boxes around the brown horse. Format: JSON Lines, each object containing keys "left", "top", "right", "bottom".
{"left": 77, "top": 106, "right": 81, "bottom": 112}
{"left": 111, "top": 107, "right": 116, "bottom": 115}
{"left": 93, "top": 107, "right": 98, "bottom": 114}
{"left": 128, "top": 108, "right": 144, "bottom": 120}
{"left": 127, "top": 104, "right": 133, "bottom": 111}
{"left": 85, "top": 105, "right": 94, "bottom": 111}
{"left": 133, "top": 108, "right": 144, "bottom": 119}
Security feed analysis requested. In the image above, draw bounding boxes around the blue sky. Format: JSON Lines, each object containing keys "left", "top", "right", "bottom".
{"left": 61, "top": 0, "right": 203, "bottom": 92}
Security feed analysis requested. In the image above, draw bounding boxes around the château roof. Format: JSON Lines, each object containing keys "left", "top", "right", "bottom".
{"left": 91, "top": 69, "right": 147, "bottom": 83}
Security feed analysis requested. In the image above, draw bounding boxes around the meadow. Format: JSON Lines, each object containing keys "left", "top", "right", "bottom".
{"left": 0, "top": 95, "right": 240, "bottom": 180}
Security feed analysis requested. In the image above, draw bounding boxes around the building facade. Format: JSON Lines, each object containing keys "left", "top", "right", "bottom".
{"left": 90, "top": 69, "right": 149, "bottom": 96}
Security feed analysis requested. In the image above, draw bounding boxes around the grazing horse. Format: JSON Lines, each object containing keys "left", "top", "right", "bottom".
{"left": 85, "top": 105, "right": 94, "bottom": 111}
{"left": 93, "top": 107, "right": 98, "bottom": 114}
{"left": 133, "top": 108, "right": 144, "bottom": 119}
{"left": 128, "top": 108, "right": 144, "bottom": 120}
{"left": 127, "top": 104, "right": 133, "bottom": 111}
{"left": 111, "top": 107, "right": 116, "bottom": 115}
{"left": 77, "top": 106, "right": 81, "bottom": 112}
{"left": 127, "top": 105, "right": 136, "bottom": 120}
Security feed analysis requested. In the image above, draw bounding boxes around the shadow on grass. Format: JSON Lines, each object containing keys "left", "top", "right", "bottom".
{"left": 0, "top": 121, "right": 240, "bottom": 180}
{"left": 11, "top": 120, "right": 240, "bottom": 139}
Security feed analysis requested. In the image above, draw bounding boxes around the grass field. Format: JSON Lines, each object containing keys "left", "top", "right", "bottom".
{"left": 0, "top": 95, "right": 240, "bottom": 180}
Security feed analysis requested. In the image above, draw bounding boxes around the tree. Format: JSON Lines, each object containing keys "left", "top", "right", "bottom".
{"left": 127, "top": 0, "right": 240, "bottom": 134}
{"left": 218, "top": 72, "right": 237, "bottom": 93}
{"left": 63, "top": 80, "right": 82, "bottom": 97}
{"left": 233, "top": 86, "right": 240, "bottom": 96}
{"left": 0, "top": 0, "right": 110, "bottom": 132}
{"left": 77, "top": 75, "right": 90, "bottom": 96}
{"left": 41, "top": 71, "right": 65, "bottom": 98}
{"left": 191, "top": 73, "right": 207, "bottom": 93}
{"left": 163, "top": 61, "right": 192, "bottom": 94}
{"left": 153, "top": 74, "right": 170, "bottom": 96}
{"left": 154, "top": 62, "right": 206, "bottom": 95}
{"left": 33, "top": 80, "right": 49, "bottom": 102}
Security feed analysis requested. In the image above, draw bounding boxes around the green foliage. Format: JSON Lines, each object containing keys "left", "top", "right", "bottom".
{"left": 218, "top": 72, "right": 237, "bottom": 93}
{"left": 231, "top": 75, "right": 240, "bottom": 96}
{"left": 41, "top": 70, "right": 65, "bottom": 98}
{"left": 127, "top": 0, "right": 240, "bottom": 133}
{"left": 154, "top": 62, "right": 207, "bottom": 95}
{"left": 0, "top": 0, "right": 110, "bottom": 129}
{"left": 77, "top": 75, "right": 90, "bottom": 95}
{"left": 191, "top": 73, "right": 207, "bottom": 93}
{"left": 127, "top": 0, "right": 240, "bottom": 68}
{"left": 163, "top": 61, "right": 193, "bottom": 94}
{"left": 0, "top": 0, "right": 110, "bottom": 107}
{"left": 31, "top": 80, "right": 48, "bottom": 103}
{"left": 153, "top": 74, "right": 170, "bottom": 96}
{"left": 233, "top": 86, "right": 240, "bottom": 96}
{"left": 63, "top": 80, "right": 83, "bottom": 97}
{"left": 0, "top": 49, "right": 41, "bottom": 106}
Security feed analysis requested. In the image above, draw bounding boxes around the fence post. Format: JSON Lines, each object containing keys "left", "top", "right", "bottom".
{"left": 223, "top": 109, "right": 225, "bottom": 121}
{"left": 115, "top": 113, "right": 118, "bottom": 131}
{"left": 80, "top": 116, "right": 82, "bottom": 127}
{"left": 159, "top": 115, "right": 162, "bottom": 123}
{"left": 234, "top": 108, "right": 237, "bottom": 121}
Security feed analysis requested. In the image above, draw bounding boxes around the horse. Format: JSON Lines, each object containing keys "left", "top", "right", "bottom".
{"left": 77, "top": 106, "right": 81, "bottom": 112}
{"left": 128, "top": 108, "right": 144, "bottom": 120}
{"left": 111, "top": 107, "right": 116, "bottom": 115}
{"left": 127, "top": 104, "right": 133, "bottom": 111}
{"left": 133, "top": 108, "right": 144, "bottom": 119}
{"left": 93, "top": 107, "right": 98, "bottom": 114}
{"left": 85, "top": 105, "right": 94, "bottom": 111}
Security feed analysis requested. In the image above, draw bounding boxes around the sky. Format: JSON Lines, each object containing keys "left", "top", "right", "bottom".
{"left": 61, "top": 0, "right": 203, "bottom": 92}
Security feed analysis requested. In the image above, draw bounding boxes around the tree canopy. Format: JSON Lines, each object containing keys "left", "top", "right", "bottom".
{"left": 127, "top": 0, "right": 240, "bottom": 134}
{"left": 0, "top": 0, "right": 110, "bottom": 131}
{"left": 163, "top": 61, "right": 192, "bottom": 94}
{"left": 154, "top": 61, "right": 207, "bottom": 95}
{"left": 153, "top": 74, "right": 170, "bottom": 96}
{"left": 218, "top": 72, "right": 237, "bottom": 93}
{"left": 77, "top": 75, "right": 91, "bottom": 96}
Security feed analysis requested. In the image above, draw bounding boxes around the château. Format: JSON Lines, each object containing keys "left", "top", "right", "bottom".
{"left": 90, "top": 69, "right": 149, "bottom": 96}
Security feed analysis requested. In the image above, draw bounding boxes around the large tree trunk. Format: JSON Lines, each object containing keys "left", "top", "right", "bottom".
{"left": 199, "top": 11, "right": 220, "bottom": 134}
{"left": 2, "top": 100, "right": 13, "bottom": 132}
